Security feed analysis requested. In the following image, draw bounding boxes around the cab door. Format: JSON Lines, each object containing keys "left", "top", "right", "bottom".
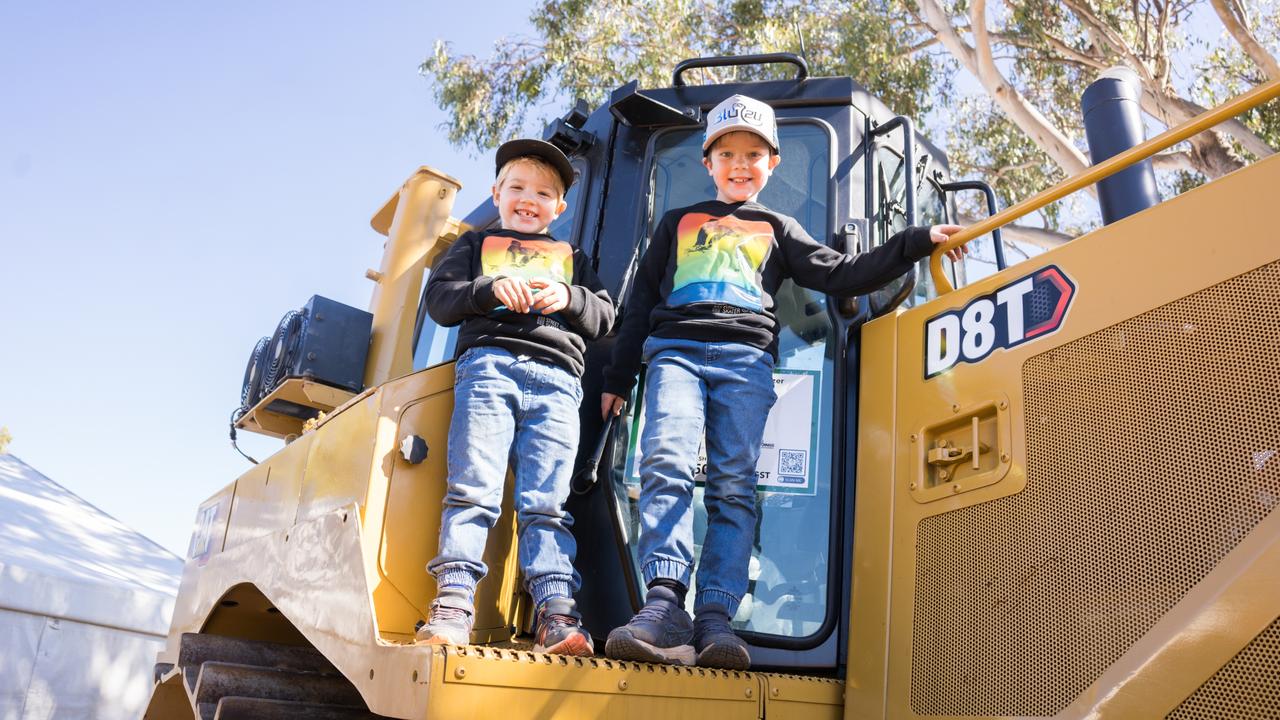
{"left": 848, "top": 155, "right": 1280, "bottom": 718}
{"left": 600, "top": 102, "right": 856, "bottom": 669}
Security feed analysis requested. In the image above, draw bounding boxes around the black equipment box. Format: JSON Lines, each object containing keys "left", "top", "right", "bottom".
{"left": 283, "top": 295, "right": 372, "bottom": 393}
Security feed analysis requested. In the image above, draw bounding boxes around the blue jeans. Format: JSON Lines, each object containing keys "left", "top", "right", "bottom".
{"left": 637, "top": 336, "right": 777, "bottom": 616}
{"left": 428, "top": 347, "right": 584, "bottom": 608}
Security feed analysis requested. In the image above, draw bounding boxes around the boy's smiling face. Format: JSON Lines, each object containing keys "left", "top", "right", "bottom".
{"left": 492, "top": 160, "right": 567, "bottom": 234}
{"left": 703, "top": 131, "right": 781, "bottom": 204}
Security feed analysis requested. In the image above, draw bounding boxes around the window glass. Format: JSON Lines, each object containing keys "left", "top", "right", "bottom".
{"left": 547, "top": 159, "right": 587, "bottom": 242}
{"left": 412, "top": 291, "right": 459, "bottom": 371}
{"left": 609, "top": 122, "right": 836, "bottom": 640}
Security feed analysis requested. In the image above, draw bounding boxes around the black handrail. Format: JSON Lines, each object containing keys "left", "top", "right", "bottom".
{"left": 672, "top": 52, "right": 809, "bottom": 87}
{"left": 940, "top": 180, "right": 1007, "bottom": 269}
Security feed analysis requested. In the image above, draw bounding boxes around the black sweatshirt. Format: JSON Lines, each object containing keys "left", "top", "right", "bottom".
{"left": 424, "top": 228, "right": 615, "bottom": 378}
{"left": 601, "top": 200, "right": 935, "bottom": 396}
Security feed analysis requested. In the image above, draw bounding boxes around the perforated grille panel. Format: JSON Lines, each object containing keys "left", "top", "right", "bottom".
{"left": 1167, "top": 615, "right": 1280, "bottom": 719}
{"left": 911, "top": 261, "right": 1280, "bottom": 716}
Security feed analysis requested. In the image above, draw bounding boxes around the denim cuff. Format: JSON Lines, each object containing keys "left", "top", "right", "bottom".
{"left": 528, "top": 577, "right": 573, "bottom": 609}
{"left": 435, "top": 567, "right": 481, "bottom": 593}
{"left": 694, "top": 588, "right": 741, "bottom": 617}
{"left": 642, "top": 558, "right": 692, "bottom": 587}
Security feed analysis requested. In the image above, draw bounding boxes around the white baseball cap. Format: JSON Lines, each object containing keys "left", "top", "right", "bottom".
{"left": 702, "top": 94, "right": 779, "bottom": 155}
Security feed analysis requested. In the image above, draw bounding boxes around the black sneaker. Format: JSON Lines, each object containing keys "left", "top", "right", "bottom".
{"left": 692, "top": 604, "right": 749, "bottom": 670}
{"left": 533, "top": 597, "right": 595, "bottom": 656}
{"left": 605, "top": 586, "right": 695, "bottom": 665}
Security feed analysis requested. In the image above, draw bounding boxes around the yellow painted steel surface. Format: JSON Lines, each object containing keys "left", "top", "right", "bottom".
{"left": 929, "top": 78, "right": 1280, "bottom": 293}
{"left": 372, "top": 364, "right": 521, "bottom": 643}
{"left": 364, "top": 166, "right": 462, "bottom": 388}
{"left": 849, "top": 154, "right": 1280, "bottom": 719}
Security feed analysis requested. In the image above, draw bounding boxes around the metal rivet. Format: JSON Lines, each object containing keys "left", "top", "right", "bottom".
{"left": 618, "top": 679, "right": 628, "bottom": 690}
{"left": 910, "top": 433, "right": 918, "bottom": 442}
{"left": 771, "top": 687, "right": 780, "bottom": 697}
{"left": 999, "top": 400, "right": 1008, "bottom": 410}
{"left": 1000, "top": 453, "right": 1010, "bottom": 463}
{"left": 745, "top": 687, "right": 754, "bottom": 698}
{"left": 908, "top": 482, "right": 916, "bottom": 490}
{"left": 438, "top": 188, "right": 448, "bottom": 199}
{"left": 938, "top": 469, "right": 949, "bottom": 480}
{"left": 952, "top": 483, "right": 961, "bottom": 493}
{"left": 454, "top": 667, "right": 467, "bottom": 679}
{"left": 951, "top": 404, "right": 960, "bottom": 413}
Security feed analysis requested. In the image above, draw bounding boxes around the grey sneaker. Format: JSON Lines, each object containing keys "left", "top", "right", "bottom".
{"left": 533, "top": 597, "right": 595, "bottom": 656}
{"left": 605, "top": 586, "right": 695, "bottom": 665}
{"left": 692, "top": 604, "right": 749, "bottom": 670}
{"left": 414, "top": 588, "right": 474, "bottom": 646}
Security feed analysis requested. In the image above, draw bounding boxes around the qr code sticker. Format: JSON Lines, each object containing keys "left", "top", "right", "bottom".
{"left": 778, "top": 449, "right": 807, "bottom": 476}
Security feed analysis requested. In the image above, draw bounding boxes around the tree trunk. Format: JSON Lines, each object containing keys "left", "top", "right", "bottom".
{"left": 917, "top": 0, "right": 1091, "bottom": 178}
{"left": 1210, "top": 0, "right": 1280, "bottom": 81}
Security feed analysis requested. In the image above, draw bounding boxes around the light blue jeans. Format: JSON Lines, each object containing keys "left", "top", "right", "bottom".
{"left": 637, "top": 336, "right": 777, "bottom": 616}
{"left": 428, "top": 347, "right": 583, "bottom": 608}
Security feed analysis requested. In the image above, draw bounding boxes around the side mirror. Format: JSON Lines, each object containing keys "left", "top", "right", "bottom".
{"left": 868, "top": 265, "right": 917, "bottom": 318}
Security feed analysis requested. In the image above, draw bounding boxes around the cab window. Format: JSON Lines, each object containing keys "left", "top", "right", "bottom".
{"left": 609, "top": 121, "right": 836, "bottom": 642}
{"left": 875, "top": 147, "right": 964, "bottom": 305}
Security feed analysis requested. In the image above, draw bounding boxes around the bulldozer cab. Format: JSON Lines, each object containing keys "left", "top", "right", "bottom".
{"left": 409, "top": 53, "right": 976, "bottom": 671}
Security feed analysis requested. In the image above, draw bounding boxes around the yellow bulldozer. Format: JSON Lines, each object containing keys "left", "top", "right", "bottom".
{"left": 143, "top": 54, "right": 1280, "bottom": 719}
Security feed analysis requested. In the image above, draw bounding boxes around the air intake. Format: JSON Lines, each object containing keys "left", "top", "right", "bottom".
{"left": 911, "top": 261, "right": 1280, "bottom": 716}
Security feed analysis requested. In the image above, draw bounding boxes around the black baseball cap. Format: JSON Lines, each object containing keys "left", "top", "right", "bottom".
{"left": 494, "top": 138, "right": 575, "bottom": 193}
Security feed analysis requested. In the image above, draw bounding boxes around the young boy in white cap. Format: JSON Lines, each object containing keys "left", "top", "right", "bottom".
{"left": 418, "top": 138, "right": 614, "bottom": 656}
{"left": 600, "top": 95, "right": 967, "bottom": 668}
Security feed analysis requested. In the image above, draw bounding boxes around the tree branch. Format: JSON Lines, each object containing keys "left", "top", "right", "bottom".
{"left": 1211, "top": 0, "right": 1280, "bottom": 81}
{"left": 957, "top": 212, "right": 1072, "bottom": 249}
{"left": 990, "top": 30, "right": 1110, "bottom": 70}
{"left": 1148, "top": 150, "right": 1196, "bottom": 172}
{"left": 1061, "top": 0, "right": 1158, "bottom": 85}
{"left": 917, "top": 0, "right": 1091, "bottom": 178}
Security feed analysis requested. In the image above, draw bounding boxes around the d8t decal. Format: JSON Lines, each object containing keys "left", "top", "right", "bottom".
{"left": 924, "top": 265, "right": 1076, "bottom": 378}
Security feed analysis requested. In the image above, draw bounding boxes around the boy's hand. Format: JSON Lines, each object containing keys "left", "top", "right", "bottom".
{"left": 492, "top": 276, "right": 535, "bottom": 313}
{"left": 601, "top": 392, "right": 625, "bottom": 419}
{"left": 528, "top": 277, "right": 571, "bottom": 314}
{"left": 930, "top": 224, "right": 970, "bottom": 263}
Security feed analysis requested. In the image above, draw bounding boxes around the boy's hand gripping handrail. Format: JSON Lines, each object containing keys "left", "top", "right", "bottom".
{"left": 929, "top": 79, "right": 1280, "bottom": 295}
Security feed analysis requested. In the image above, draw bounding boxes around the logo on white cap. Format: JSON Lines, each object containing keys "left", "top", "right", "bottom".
{"left": 703, "top": 94, "right": 778, "bottom": 152}
{"left": 712, "top": 100, "right": 765, "bottom": 127}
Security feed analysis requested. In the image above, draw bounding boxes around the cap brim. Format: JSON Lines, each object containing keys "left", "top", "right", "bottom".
{"left": 701, "top": 125, "right": 779, "bottom": 154}
{"left": 495, "top": 139, "right": 576, "bottom": 192}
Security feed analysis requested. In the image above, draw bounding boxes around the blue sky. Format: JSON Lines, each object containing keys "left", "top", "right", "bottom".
{"left": 0, "top": 1, "right": 538, "bottom": 555}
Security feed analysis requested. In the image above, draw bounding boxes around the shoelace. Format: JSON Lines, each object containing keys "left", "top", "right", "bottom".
{"left": 432, "top": 605, "right": 469, "bottom": 623}
{"left": 632, "top": 600, "right": 676, "bottom": 624}
{"left": 542, "top": 613, "right": 580, "bottom": 630}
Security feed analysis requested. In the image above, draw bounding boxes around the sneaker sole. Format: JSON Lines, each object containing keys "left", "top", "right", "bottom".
{"left": 414, "top": 632, "right": 469, "bottom": 646}
{"left": 696, "top": 643, "right": 750, "bottom": 670}
{"left": 535, "top": 633, "right": 595, "bottom": 657}
{"left": 605, "top": 631, "right": 696, "bottom": 666}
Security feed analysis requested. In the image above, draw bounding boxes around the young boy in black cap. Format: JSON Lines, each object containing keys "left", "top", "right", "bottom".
{"left": 417, "top": 139, "right": 614, "bottom": 656}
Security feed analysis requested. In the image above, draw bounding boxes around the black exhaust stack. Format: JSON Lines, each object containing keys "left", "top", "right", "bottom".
{"left": 1081, "top": 67, "right": 1161, "bottom": 224}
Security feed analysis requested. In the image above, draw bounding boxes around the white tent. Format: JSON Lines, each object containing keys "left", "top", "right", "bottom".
{"left": 0, "top": 454, "right": 182, "bottom": 720}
